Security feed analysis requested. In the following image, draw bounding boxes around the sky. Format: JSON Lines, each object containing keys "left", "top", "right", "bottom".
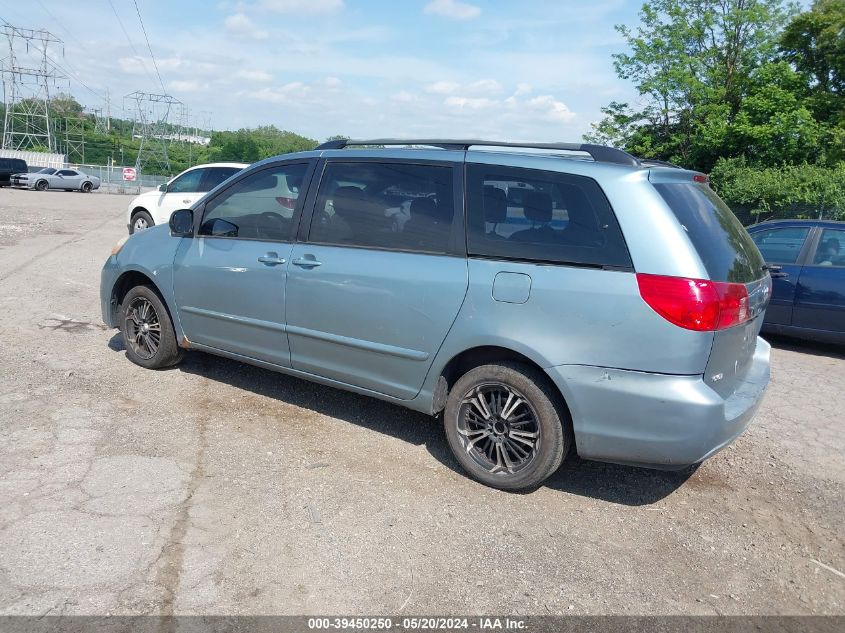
{"left": 0, "top": 0, "right": 803, "bottom": 143}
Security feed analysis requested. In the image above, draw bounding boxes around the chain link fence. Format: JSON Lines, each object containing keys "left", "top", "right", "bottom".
{"left": 66, "top": 163, "right": 169, "bottom": 195}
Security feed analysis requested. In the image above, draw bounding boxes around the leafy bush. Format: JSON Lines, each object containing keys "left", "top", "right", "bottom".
{"left": 710, "top": 157, "right": 845, "bottom": 223}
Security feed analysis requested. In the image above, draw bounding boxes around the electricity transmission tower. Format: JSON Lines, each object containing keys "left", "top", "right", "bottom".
{"left": 58, "top": 116, "right": 85, "bottom": 163}
{"left": 1, "top": 24, "right": 65, "bottom": 152}
{"left": 124, "top": 90, "right": 181, "bottom": 175}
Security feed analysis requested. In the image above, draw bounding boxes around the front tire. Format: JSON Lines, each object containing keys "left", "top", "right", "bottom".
{"left": 120, "top": 285, "right": 183, "bottom": 369}
{"left": 35, "top": 180, "right": 48, "bottom": 191}
{"left": 81, "top": 181, "right": 93, "bottom": 193}
{"left": 130, "top": 210, "right": 154, "bottom": 234}
{"left": 444, "top": 362, "right": 571, "bottom": 491}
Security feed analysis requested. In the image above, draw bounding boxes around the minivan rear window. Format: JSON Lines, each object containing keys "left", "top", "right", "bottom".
{"left": 655, "top": 183, "right": 765, "bottom": 283}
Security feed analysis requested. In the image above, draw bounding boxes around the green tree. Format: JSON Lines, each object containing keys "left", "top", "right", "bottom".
{"left": 779, "top": 0, "right": 845, "bottom": 161}
{"left": 587, "top": 0, "right": 797, "bottom": 168}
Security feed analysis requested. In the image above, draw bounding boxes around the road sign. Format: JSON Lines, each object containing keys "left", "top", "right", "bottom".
{"left": 122, "top": 167, "right": 137, "bottom": 181}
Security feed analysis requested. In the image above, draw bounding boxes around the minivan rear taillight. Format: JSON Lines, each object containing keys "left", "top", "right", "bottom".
{"left": 636, "top": 273, "right": 750, "bottom": 331}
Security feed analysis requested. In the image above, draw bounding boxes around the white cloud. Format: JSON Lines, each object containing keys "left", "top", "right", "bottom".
{"left": 424, "top": 0, "right": 481, "bottom": 20}
{"left": 258, "top": 0, "right": 344, "bottom": 14}
{"left": 466, "top": 79, "right": 503, "bottom": 94}
{"left": 526, "top": 95, "right": 576, "bottom": 122}
{"left": 425, "top": 81, "right": 461, "bottom": 94}
{"left": 427, "top": 79, "right": 501, "bottom": 96}
{"left": 513, "top": 83, "right": 532, "bottom": 97}
{"left": 169, "top": 80, "right": 207, "bottom": 93}
{"left": 247, "top": 81, "right": 311, "bottom": 103}
{"left": 322, "top": 76, "right": 343, "bottom": 88}
{"left": 225, "top": 13, "right": 269, "bottom": 39}
{"left": 391, "top": 91, "right": 417, "bottom": 103}
{"left": 444, "top": 96, "right": 495, "bottom": 110}
{"left": 238, "top": 69, "right": 274, "bottom": 82}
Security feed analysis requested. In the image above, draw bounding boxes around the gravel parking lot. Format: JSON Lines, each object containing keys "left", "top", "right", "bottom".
{"left": 0, "top": 188, "right": 842, "bottom": 616}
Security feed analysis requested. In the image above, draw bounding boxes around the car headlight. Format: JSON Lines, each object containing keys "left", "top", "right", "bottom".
{"left": 110, "top": 235, "right": 129, "bottom": 256}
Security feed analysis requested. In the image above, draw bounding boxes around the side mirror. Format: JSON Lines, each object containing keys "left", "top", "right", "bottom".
{"left": 159, "top": 184, "right": 168, "bottom": 193}
{"left": 169, "top": 209, "right": 194, "bottom": 237}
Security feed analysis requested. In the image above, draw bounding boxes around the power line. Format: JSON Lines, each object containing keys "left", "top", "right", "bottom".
{"left": 131, "top": 0, "right": 167, "bottom": 95}
{"left": 107, "top": 0, "right": 157, "bottom": 88}
{"left": 0, "top": 18, "right": 107, "bottom": 103}
{"left": 34, "top": 0, "right": 84, "bottom": 53}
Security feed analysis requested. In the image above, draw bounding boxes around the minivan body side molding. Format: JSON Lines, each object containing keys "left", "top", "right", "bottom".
{"left": 180, "top": 306, "right": 288, "bottom": 333}
{"left": 286, "top": 325, "right": 431, "bottom": 361}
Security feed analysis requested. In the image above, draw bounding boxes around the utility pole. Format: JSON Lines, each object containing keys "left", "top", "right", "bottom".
{"left": 1, "top": 24, "right": 65, "bottom": 152}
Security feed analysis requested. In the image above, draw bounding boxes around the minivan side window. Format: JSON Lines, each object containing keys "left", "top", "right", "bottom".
{"left": 465, "top": 164, "right": 632, "bottom": 268}
{"left": 750, "top": 227, "right": 810, "bottom": 264}
{"left": 199, "top": 163, "right": 308, "bottom": 241}
{"left": 309, "top": 161, "right": 455, "bottom": 254}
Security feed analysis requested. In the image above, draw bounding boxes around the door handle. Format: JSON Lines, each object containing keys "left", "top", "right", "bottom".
{"left": 258, "top": 253, "right": 286, "bottom": 265}
{"left": 182, "top": 199, "right": 191, "bottom": 204}
{"left": 766, "top": 265, "right": 788, "bottom": 279}
{"left": 292, "top": 255, "right": 322, "bottom": 268}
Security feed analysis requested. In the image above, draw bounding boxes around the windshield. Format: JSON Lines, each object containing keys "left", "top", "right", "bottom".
{"left": 655, "top": 183, "right": 765, "bottom": 283}
{"left": 36, "top": 168, "right": 56, "bottom": 175}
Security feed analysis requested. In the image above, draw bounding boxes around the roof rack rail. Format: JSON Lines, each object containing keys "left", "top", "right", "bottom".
{"left": 638, "top": 158, "right": 682, "bottom": 169}
{"left": 314, "top": 138, "right": 641, "bottom": 167}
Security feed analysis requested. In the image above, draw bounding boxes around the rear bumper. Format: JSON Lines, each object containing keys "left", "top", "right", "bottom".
{"left": 547, "top": 337, "right": 771, "bottom": 469}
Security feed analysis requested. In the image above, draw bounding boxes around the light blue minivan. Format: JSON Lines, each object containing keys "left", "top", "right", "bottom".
{"left": 101, "top": 139, "right": 772, "bottom": 490}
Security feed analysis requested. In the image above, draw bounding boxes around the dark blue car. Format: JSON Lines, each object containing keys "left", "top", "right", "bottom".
{"left": 747, "top": 219, "right": 845, "bottom": 344}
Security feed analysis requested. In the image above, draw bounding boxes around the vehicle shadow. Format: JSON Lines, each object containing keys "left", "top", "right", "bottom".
{"left": 108, "top": 337, "right": 691, "bottom": 506}
{"left": 763, "top": 333, "right": 845, "bottom": 360}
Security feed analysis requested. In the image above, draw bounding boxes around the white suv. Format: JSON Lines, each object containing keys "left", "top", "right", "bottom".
{"left": 127, "top": 162, "right": 248, "bottom": 233}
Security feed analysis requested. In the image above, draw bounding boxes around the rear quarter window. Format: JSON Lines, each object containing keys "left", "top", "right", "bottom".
{"left": 655, "top": 183, "right": 765, "bottom": 283}
{"left": 466, "top": 164, "right": 632, "bottom": 269}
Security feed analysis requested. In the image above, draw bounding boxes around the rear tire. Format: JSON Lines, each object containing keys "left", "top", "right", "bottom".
{"left": 81, "top": 181, "right": 93, "bottom": 193}
{"left": 35, "top": 180, "right": 48, "bottom": 191}
{"left": 130, "top": 210, "right": 154, "bottom": 234}
{"left": 120, "top": 285, "right": 183, "bottom": 369}
{"left": 443, "top": 362, "right": 571, "bottom": 491}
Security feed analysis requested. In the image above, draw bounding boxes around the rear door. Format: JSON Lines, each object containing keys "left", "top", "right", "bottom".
{"left": 793, "top": 227, "right": 845, "bottom": 334}
{"left": 285, "top": 158, "right": 468, "bottom": 400}
{"left": 748, "top": 226, "right": 813, "bottom": 326}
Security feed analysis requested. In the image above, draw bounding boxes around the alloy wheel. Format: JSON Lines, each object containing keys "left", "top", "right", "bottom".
{"left": 124, "top": 296, "right": 161, "bottom": 360}
{"left": 456, "top": 383, "right": 541, "bottom": 475}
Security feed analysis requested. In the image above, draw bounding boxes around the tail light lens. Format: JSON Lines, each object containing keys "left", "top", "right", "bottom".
{"left": 637, "top": 273, "right": 750, "bottom": 331}
{"left": 276, "top": 196, "right": 297, "bottom": 210}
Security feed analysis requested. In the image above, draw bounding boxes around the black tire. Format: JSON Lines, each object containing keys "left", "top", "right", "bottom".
{"left": 443, "top": 362, "right": 571, "bottom": 491}
{"left": 35, "top": 180, "right": 48, "bottom": 191}
{"left": 81, "top": 181, "right": 93, "bottom": 193}
{"left": 130, "top": 210, "right": 154, "bottom": 234}
{"left": 120, "top": 285, "right": 183, "bottom": 369}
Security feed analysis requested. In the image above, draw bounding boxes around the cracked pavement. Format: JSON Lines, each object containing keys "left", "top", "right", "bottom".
{"left": 0, "top": 188, "right": 842, "bottom": 615}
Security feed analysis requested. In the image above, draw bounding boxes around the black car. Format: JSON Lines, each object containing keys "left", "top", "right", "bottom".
{"left": 0, "top": 157, "right": 28, "bottom": 187}
{"left": 748, "top": 219, "right": 845, "bottom": 344}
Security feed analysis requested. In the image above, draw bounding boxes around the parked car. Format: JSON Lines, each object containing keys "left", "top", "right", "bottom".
{"left": 0, "top": 157, "right": 28, "bottom": 187}
{"left": 127, "top": 163, "right": 248, "bottom": 234}
{"left": 101, "top": 139, "right": 772, "bottom": 490}
{"left": 12, "top": 167, "right": 100, "bottom": 192}
{"left": 747, "top": 219, "right": 844, "bottom": 344}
